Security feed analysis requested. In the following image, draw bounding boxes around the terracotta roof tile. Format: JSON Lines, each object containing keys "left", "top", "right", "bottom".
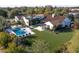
{"left": 44, "top": 15, "right": 65, "bottom": 26}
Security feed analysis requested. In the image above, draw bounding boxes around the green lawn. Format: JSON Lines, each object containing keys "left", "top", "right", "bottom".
{"left": 69, "top": 30, "right": 79, "bottom": 53}
{"left": 32, "top": 30, "right": 73, "bottom": 52}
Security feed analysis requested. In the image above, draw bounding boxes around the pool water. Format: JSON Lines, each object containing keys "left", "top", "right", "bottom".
{"left": 12, "top": 28, "right": 27, "bottom": 36}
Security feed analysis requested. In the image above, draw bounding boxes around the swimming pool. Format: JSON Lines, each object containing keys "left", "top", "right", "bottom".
{"left": 12, "top": 27, "right": 28, "bottom": 37}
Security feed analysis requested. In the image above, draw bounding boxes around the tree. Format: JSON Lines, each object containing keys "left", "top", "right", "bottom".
{"left": 54, "top": 8, "right": 62, "bottom": 15}
{"left": 67, "top": 14, "right": 74, "bottom": 22}
{"left": 25, "top": 7, "right": 34, "bottom": 15}
{"left": 34, "top": 7, "right": 39, "bottom": 14}
{"left": 44, "top": 6, "right": 53, "bottom": 15}
{"left": 61, "top": 8, "right": 69, "bottom": 15}
{"left": 4, "top": 8, "right": 12, "bottom": 18}
{"left": 7, "top": 43, "right": 26, "bottom": 53}
{"left": 16, "top": 21, "right": 22, "bottom": 25}
{"left": 10, "top": 9, "right": 23, "bottom": 18}
{"left": 0, "top": 16, "right": 6, "bottom": 31}
{"left": 0, "top": 9, "right": 8, "bottom": 18}
{"left": 38, "top": 7, "right": 45, "bottom": 14}
{"left": 31, "top": 39, "right": 50, "bottom": 53}
{"left": 9, "top": 35, "right": 17, "bottom": 42}
{"left": 0, "top": 32, "right": 10, "bottom": 48}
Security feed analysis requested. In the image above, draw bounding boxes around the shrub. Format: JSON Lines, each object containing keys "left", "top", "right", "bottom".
{"left": 31, "top": 39, "right": 50, "bottom": 53}
{"left": 6, "top": 43, "right": 26, "bottom": 53}
{"left": 0, "top": 32, "right": 10, "bottom": 48}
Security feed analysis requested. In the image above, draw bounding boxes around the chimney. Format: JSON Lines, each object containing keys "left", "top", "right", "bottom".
{"left": 52, "top": 14, "right": 55, "bottom": 18}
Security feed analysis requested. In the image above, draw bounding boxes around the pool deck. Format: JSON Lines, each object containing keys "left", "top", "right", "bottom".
{"left": 6, "top": 26, "right": 35, "bottom": 37}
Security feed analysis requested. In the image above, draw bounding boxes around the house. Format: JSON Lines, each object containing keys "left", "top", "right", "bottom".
{"left": 22, "top": 16, "right": 29, "bottom": 26}
{"left": 14, "top": 14, "right": 45, "bottom": 26}
{"left": 31, "top": 14, "right": 45, "bottom": 25}
{"left": 15, "top": 16, "right": 19, "bottom": 22}
{"left": 43, "top": 15, "right": 72, "bottom": 30}
{"left": 69, "top": 8, "right": 79, "bottom": 18}
{"left": 15, "top": 16, "right": 29, "bottom": 26}
{"left": 69, "top": 12, "right": 79, "bottom": 18}
{"left": 69, "top": 8, "right": 79, "bottom": 11}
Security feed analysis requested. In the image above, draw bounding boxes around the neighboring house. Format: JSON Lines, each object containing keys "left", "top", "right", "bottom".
{"left": 33, "top": 14, "right": 45, "bottom": 18}
{"left": 69, "top": 12, "right": 79, "bottom": 18}
{"left": 22, "top": 16, "right": 29, "bottom": 26}
{"left": 69, "top": 8, "right": 79, "bottom": 18}
{"left": 15, "top": 15, "right": 23, "bottom": 22}
{"left": 14, "top": 15, "right": 29, "bottom": 26}
{"left": 31, "top": 14, "right": 45, "bottom": 25}
{"left": 44, "top": 15, "right": 72, "bottom": 30}
{"left": 14, "top": 14, "right": 45, "bottom": 26}
{"left": 69, "top": 8, "right": 79, "bottom": 11}
{"left": 26, "top": 15, "right": 33, "bottom": 20}
{"left": 15, "top": 16, "right": 19, "bottom": 22}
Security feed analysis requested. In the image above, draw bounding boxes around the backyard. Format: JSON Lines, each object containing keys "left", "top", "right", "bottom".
{"left": 31, "top": 30, "right": 73, "bottom": 52}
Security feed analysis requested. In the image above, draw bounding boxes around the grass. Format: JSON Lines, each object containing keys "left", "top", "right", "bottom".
{"left": 76, "top": 47, "right": 79, "bottom": 53}
{"left": 31, "top": 30, "right": 73, "bottom": 52}
{"left": 66, "top": 30, "right": 79, "bottom": 53}
{"left": 59, "top": 30, "right": 79, "bottom": 53}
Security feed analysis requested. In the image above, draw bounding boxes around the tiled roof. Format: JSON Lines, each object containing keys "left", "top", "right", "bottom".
{"left": 44, "top": 15, "right": 65, "bottom": 26}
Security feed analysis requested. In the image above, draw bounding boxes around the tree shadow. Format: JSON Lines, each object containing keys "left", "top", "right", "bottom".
{"left": 27, "top": 35, "right": 37, "bottom": 39}
{"left": 54, "top": 27, "right": 72, "bottom": 33}
{"left": 54, "top": 44, "right": 68, "bottom": 53}
{"left": 23, "top": 35, "right": 38, "bottom": 46}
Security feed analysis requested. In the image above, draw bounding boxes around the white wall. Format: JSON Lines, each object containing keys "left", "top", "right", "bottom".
{"left": 44, "top": 21, "right": 54, "bottom": 30}
{"left": 69, "top": 12, "right": 78, "bottom": 16}
{"left": 22, "top": 16, "right": 29, "bottom": 26}
{"left": 15, "top": 16, "right": 19, "bottom": 22}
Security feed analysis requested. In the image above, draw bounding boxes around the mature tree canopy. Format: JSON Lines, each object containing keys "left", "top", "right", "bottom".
{"left": 0, "top": 16, "right": 6, "bottom": 31}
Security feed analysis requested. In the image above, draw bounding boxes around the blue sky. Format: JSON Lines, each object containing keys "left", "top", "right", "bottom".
{"left": 0, "top": 0, "right": 79, "bottom": 7}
